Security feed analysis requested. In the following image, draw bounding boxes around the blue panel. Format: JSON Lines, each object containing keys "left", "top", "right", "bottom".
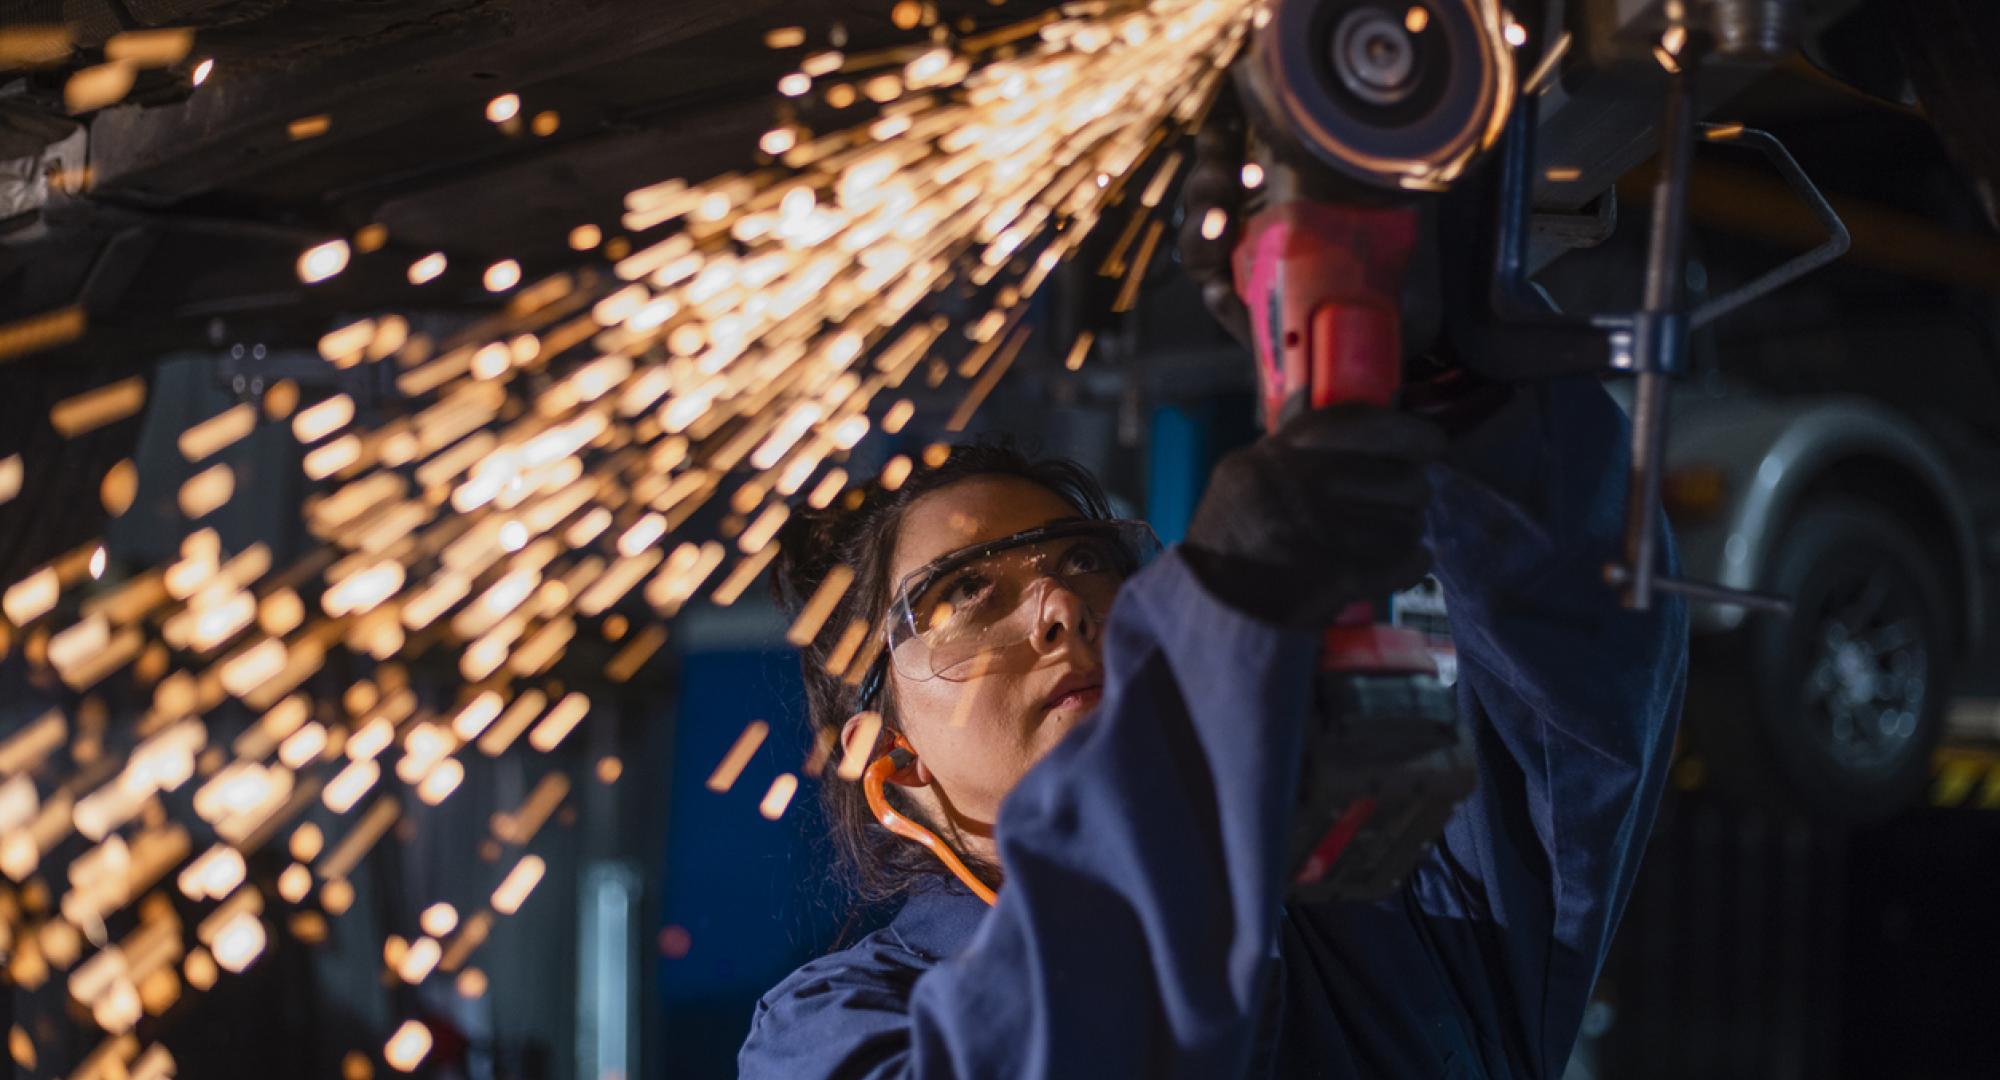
{"left": 654, "top": 650, "right": 860, "bottom": 1077}
{"left": 1146, "top": 394, "right": 1260, "bottom": 545}
{"left": 1146, "top": 404, "right": 1207, "bottom": 545}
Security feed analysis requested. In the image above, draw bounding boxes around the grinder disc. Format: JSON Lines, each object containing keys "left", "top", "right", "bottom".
{"left": 1244, "top": 0, "right": 1515, "bottom": 191}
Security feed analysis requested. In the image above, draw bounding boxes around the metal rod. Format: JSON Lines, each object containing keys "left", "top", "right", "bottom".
{"left": 1651, "top": 575, "right": 1793, "bottom": 615}
{"left": 1619, "top": 64, "right": 1696, "bottom": 611}
{"left": 1604, "top": 564, "right": 1793, "bottom": 615}
{"left": 1489, "top": 89, "right": 1539, "bottom": 318}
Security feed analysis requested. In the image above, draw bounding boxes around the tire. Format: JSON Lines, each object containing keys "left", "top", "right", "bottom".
{"left": 1688, "top": 498, "right": 1953, "bottom": 822}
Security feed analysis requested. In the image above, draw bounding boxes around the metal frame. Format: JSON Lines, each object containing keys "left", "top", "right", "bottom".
{"left": 1471, "top": 45, "right": 1854, "bottom": 616}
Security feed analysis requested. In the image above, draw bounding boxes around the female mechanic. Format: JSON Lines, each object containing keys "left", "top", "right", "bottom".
{"left": 736, "top": 145, "right": 1689, "bottom": 1080}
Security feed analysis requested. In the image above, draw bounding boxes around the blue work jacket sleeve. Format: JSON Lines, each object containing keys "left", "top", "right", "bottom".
{"left": 1395, "top": 376, "right": 1690, "bottom": 1074}
{"left": 740, "top": 548, "right": 1324, "bottom": 1079}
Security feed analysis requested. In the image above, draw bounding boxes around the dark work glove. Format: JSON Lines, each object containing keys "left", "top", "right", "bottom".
{"left": 1183, "top": 404, "right": 1445, "bottom": 628}
{"left": 1178, "top": 87, "right": 1252, "bottom": 347}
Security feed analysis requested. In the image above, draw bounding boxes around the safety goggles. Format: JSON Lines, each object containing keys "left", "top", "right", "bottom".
{"left": 858, "top": 519, "right": 1160, "bottom": 704}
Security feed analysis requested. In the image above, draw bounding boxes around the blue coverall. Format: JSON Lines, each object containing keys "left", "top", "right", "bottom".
{"left": 739, "top": 377, "right": 1689, "bottom": 1078}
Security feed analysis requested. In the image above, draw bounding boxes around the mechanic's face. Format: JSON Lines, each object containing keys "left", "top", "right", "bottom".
{"left": 855, "top": 476, "right": 1109, "bottom": 843}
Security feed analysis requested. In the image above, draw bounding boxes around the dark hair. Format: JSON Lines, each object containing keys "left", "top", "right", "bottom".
{"left": 770, "top": 442, "right": 1113, "bottom": 905}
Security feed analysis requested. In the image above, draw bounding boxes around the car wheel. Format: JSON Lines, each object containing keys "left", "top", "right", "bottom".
{"left": 1689, "top": 498, "right": 1952, "bottom": 821}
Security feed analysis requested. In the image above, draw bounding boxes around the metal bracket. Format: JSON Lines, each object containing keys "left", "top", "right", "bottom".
{"left": 1688, "top": 123, "right": 1852, "bottom": 329}
{"left": 1527, "top": 187, "right": 1618, "bottom": 275}
{"left": 0, "top": 119, "right": 86, "bottom": 245}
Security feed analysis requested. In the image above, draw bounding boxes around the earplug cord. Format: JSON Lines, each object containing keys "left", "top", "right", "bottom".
{"left": 863, "top": 744, "right": 999, "bottom": 906}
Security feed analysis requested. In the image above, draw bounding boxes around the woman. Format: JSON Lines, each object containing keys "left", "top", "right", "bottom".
{"left": 737, "top": 369, "right": 1688, "bottom": 1077}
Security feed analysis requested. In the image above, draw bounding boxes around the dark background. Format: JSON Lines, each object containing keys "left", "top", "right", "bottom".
{"left": 2, "top": 1, "right": 2000, "bottom": 1077}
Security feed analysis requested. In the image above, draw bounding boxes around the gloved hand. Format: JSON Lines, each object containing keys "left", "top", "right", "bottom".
{"left": 1183, "top": 404, "right": 1444, "bottom": 628}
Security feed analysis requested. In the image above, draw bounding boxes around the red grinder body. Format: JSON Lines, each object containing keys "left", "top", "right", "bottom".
{"left": 1232, "top": 197, "right": 1475, "bottom": 901}
{"left": 1231, "top": 201, "right": 1414, "bottom": 423}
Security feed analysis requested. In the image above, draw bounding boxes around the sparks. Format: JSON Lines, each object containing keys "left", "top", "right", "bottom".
{"left": 486, "top": 93, "right": 521, "bottom": 123}
{"left": 6, "top": 1, "right": 1266, "bottom": 1068}
{"left": 296, "top": 239, "right": 350, "bottom": 284}
{"left": 483, "top": 259, "right": 522, "bottom": 292}
{"left": 408, "top": 251, "right": 447, "bottom": 284}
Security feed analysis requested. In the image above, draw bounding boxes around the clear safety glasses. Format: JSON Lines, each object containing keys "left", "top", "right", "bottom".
{"left": 880, "top": 519, "right": 1161, "bottom": 688}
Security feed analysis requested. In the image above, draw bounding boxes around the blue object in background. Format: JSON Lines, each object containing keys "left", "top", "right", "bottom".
{"left": 654, "top": 649, "right": 869, "bottom": 1078}
{"left": 1145, "top": 393, "right": 1259, "bottom": 544}
{"left": 1145, "top": 404, "right": 1207, "bottom": 544}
